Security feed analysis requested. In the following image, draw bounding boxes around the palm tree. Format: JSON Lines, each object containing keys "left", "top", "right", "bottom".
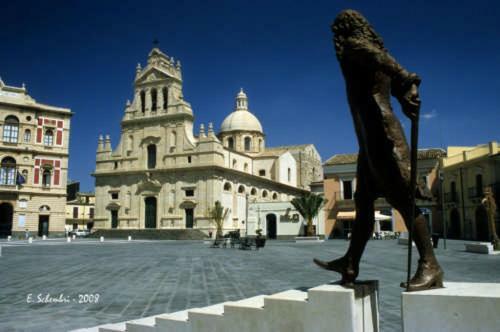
{"left": 209, "top": 201, "right": 229, "bottom": 239}
{"left": 291, "top": 193, "right": 326, "bottom": 236}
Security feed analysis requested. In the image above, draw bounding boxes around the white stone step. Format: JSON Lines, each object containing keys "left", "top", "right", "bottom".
{"left": 403, "top": 282, "right": 500, "bottom": 332}
{"left": 222, "top": 295, "right": 266, "bottom": 332}
{"left": 155, "top": 309, "right": 192, "bottom": 332}
{"left": 188, "top": 302, "right": 232, "bottom": 332}
{"left": 465, "top": 242, "right": 500, "bottom": 254}
{"left": 263, "top": 289, "right": 308, "bottom": 332}
{"left": 126, "top": 314, "right": 161, "bottom": 332}
{"left": 97, "top": 322, "right": 126, "bottom": 332}
{"left": 306, "top": 281, "right": 379, "bottom": 332}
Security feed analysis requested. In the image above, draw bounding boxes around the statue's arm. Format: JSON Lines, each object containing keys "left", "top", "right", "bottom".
{"left": 346, "top": 39, "right": 421, "bottom": 119}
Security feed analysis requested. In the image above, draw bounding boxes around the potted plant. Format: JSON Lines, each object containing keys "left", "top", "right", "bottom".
{"left": 208, "top": 201, "right": 229, "bottom": 240}
{"left": 291, "top": 192, "right": 326, "bottom": 237}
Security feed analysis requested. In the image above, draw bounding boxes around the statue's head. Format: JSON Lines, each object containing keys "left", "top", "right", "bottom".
{"left": 331, "top": 9, "right": 384, "bottom": 60}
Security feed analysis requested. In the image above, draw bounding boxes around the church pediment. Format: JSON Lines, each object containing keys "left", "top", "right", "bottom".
{"left": 135, "top": 67, "right": 172, "bottom": 85}
{"left": 136, "top": 173, "right": 162, "bottom": 195}
{"left": 106, "top": 202, "right": 121, "bottom": 210}
{"left": 140, "top": 136, "right": 161, "bottom": 146}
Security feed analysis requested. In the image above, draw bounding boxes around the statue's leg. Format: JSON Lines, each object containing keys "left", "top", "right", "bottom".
{"left": 314, "top": 167, "right": 375, "bottom": 284}
{"left": 390, "top": 195, "right": 444, "bottom": 291}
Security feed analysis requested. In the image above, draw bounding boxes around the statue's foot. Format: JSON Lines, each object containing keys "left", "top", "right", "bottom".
{"left": 400, "top": 259, "right": 444, "bottom": 291}
{"left": 313, "top": 256, "right": 358, "bottom": 285}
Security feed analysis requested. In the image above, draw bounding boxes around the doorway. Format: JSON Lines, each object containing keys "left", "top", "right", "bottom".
{"left": 185, "top": 208, "right": 194, "bottom": 228}
{"left": 38, "top": 215, "right": 49, "bottom": 237}
{"left": 145, "top": 197, "right": 157, "bottom": 228}
{"left": 266, "top": 214, "right": 277, "bottom": 239}
{"left": 475, "top": 206, "right": 489, "bottom": 241}
{"left": 111, "top": 210, "right": 118, "bottom": 228}
{"left": 449, "top": 208, "right": 461, "bottom": 239}
{"left": 0, "top": 203, "right": 13, "bottom": 237}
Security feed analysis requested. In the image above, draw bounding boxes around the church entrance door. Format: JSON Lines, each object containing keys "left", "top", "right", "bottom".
{"left": 185, "top": 208, "right": 194, "bottom": 228}
{"left": 111, "top": 210, "right": 118, "bottom": 228}
{"left": 145, "top": 197, "right": 157, "bottom": 229}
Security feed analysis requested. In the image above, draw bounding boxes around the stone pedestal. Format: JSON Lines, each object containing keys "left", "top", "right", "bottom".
{"left": 402, "top": 282, "right": 500, "bottom": 332}
{"left": 294, "top": 236, "right": 324, "bottom": 243}
{"left": 305, "top": 281, "right": 379, "bottom": 332}
{"left": 465, "top": 242, "right": 500, "bottom": 255}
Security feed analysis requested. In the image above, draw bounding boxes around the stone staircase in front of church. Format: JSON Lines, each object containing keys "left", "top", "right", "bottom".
{"left": 88, "top": 229, "right": 207, "bottom": 241}
{"left": 71, "top": 281, "right": 379, "bottom": 332}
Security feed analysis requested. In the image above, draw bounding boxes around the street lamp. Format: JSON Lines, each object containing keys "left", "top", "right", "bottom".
{"left": 245, "top": 193, "right": 249, "bottom": 236}
{"left": 440, "top": 170, "right": 447, "bottom": 249}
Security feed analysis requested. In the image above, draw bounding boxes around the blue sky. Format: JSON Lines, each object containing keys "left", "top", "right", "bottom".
{"left": 1, "top": 0, "right": 499, "bottom": 191}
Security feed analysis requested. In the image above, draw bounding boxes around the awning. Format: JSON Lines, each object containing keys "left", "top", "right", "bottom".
{"left": 336, "top": 211, "right": 392, "bottom": 221}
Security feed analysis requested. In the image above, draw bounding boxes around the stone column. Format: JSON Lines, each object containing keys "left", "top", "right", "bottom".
{"left": 157, "top": 86, "right": 164, "bottom": 113}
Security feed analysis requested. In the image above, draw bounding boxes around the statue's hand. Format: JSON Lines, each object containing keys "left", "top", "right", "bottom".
{"left": 401, "top": 84, "right": 421, "bottom": 121}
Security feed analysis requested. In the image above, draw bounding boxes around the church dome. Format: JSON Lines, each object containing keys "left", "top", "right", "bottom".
{"left": 220, "top": 89, "right": 263, "bottom": 133}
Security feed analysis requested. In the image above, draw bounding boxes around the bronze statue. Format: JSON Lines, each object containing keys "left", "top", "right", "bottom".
{"left": 482, "top": 187, "right": 499, "bottom": 250}
{"left": 314, "top": 10, "right": 444, "bottom": 291}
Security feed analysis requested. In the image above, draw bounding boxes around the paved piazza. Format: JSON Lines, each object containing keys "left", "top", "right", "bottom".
{"left": 0, "top": 238, "right": 499, "bottom": 331}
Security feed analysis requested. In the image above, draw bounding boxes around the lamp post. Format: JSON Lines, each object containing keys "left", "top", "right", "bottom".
{"left": 440, "top": 170, "right": 447, "bottom": 249}
{"left": 245, "top": 193, "right": 249, "bottom": 236}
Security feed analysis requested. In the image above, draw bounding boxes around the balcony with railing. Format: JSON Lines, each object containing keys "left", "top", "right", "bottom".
{"left": 444, "top": 192, "right": 459, "bottom": 204}
{"left": 468, "top": 186, "right": 483, "bottom": 200}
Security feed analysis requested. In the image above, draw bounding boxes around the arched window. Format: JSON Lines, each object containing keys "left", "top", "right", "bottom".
{"left": 147, "top": 144, "right": 156, "bottom": 169}
{"left": 250, "top": 188, "right": 257, "bottom": 196}
{"left": 238, "top": 185, "right": 245, "bottom": 194}
{"left": 259, "top": 139, "right": 263, "bottom": 151}
{"left": 262, "top": 190, "right": 268, "bottom": 198}
{"left": 162, "top": 87, "right": 168, "bottom": 110}
{"left": 151, "top": 88, "right": 157, "bottom": 111}
{"left": 272, "top": 193, "right": 278, "bottom": 200}
{"left": 0, "top": 157, "right": 16, "bottom": 185}
{"left": 3, "top": 115, "right": 19, "bottom": 143}
{"left": 42, "top": 168, "right": 51, "bottom": 187}
{"left": 244, "top": 163, "right": 249, "bottom": 172}
{"left": 287, "top": 168, "right": 291, "bottom": 182}
{"left": 140, "top": 90, "right": 146, "bottom": 113}
{"left": 244, "top": 137, "right": 251, "bottom": 151}
{"left": 24, "top": 129, "right": 31, "bottom": 143}
{"left": 44, "top": 129, "right": 54, "bottom": 146}
{"left": 232, "top": 159, "right": 237, "bottom": 168}
{"left": 227, "top": 137, "right": 234, "bottom": 149}
{"left": 223, "top": 182, "right": 232, "bottom": 192}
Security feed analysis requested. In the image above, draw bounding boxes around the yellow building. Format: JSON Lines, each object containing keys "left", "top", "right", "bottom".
{"left": 65, "top": 192, "right": 95, "bottom": 232}
{"left": 0, "top": 78, "right": 72, "bottom": 238}
{"left": 441, "top": 141, "right": 500, "bottom": 240}
{"left": 322, "top": 149, "right": 445, "bottom": 238}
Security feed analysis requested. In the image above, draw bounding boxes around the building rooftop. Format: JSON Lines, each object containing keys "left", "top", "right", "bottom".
{"left": 324, "top": 148, "right": 446, "bottom": 166}
{"left": 0, "top": 78, "right": 71, "bottom": 114}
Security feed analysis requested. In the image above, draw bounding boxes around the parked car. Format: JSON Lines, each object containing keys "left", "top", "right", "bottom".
{"left": 69, "top": 229, "right": 90, "bottom": 237}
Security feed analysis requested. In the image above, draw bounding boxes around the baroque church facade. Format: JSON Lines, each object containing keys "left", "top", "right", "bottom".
{"left": 93, "top": 48, "right": 322, "bottom": 237}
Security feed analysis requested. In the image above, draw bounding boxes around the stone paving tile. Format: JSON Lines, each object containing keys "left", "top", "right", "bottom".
{"left": 0, "top": 239, "right": 499, "bottom": 331}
